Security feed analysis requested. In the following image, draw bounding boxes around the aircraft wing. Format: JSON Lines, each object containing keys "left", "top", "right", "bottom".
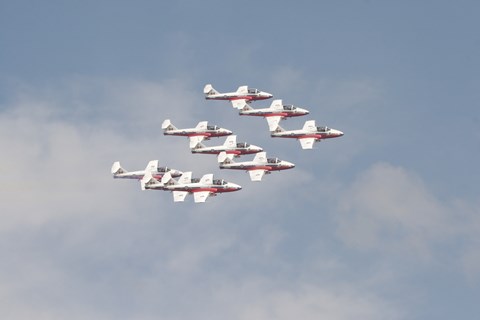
{"left": 248, "top": 169, "right": 266, "bottom": 182}
{"left": 266, "top": 116, "right": 282, "bottom": 131}
{"left": 231, "top": 99, "right": 248, "bottom": 109}
{"left": 299, "top": 137, "right": 315, "bottom": 149}
{"left": 173, "top": 191, "right": 189, "bottom": 202}
{"left": 193, "top": 191, "right": 211, "bottom": 203}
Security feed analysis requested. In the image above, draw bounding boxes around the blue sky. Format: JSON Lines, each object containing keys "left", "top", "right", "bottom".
{"left": 1, "top": 1, "right": 479, "bottom": 319}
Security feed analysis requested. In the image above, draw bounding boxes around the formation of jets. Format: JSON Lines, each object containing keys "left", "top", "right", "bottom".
{"left": 112, "top": 83, "right": 344, "bottom": 203}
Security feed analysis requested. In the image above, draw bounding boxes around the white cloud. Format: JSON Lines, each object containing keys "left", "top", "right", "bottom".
{"left": 335, "top": 162, "right": 480, "bottom": 270}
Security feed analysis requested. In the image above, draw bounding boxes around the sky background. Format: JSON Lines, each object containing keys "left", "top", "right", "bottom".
{"left": 1, "top": 1, "right": 479, "bottom": 319}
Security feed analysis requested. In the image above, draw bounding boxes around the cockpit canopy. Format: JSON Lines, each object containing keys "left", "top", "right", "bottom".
{"left": 207, "top": 125, "right": 219, "bottom": 130}
{"left": 191, "top": 178, "right": 200, "bottom": 183}
{"left": 213, "top": 179, "right": 227, "bottom": 185}
{"left": 283, "top": 104, "right": 296, "bottom": 111}
{"left": 248, "top": 88, "right": 260, "bottom": 94}
{"left": 157, "top": 166, "right": 169, "bottom": 173}
{"left": 317, "top": 126, "right": 330, "bottom": 133}
{"left": 267, "top": 157, "right": 280, "bottom": 164}
{"left": 236, "top": 142, "right": 250, "bottom": 148}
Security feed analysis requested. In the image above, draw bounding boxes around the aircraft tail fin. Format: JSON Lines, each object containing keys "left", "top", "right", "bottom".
{"left": 191, "top": 141, "right": 206, "bottom": 150}
{"left": 272, "top": 125, "right": 285, "bottom": 133}
{"left": 111, "top": 161, "right": 126, "bottom": 176}
{"left": 203, "top": 84, "right": 219, "bottom": 96}
{"left": 160, "top": 171, "right": 176, "bottom": 185}
{"left": 240, "top": 103, "right": 254, "bottom": 111}
{"left": 141, "top": 171, "right": 159, "bottom": 190}
{"left": 266, "top": 116, "right": 283, "bottom": 132}
{"left": 218, "top": 151, "right": 235, "bottom": 164}
{"left": 189, "top": 136, "right": 206, "bottom": 148}
{"left": 162, "top": 119, "right": 177, "bottom": 131}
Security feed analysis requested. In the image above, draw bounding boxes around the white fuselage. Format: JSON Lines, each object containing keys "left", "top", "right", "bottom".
{"left": 113, "top": 168, "right": 183, "bottom": 180}
{"left": 271, "top": 127, "right": 344, "bottom": 140}
{"left": 163, "top": 127, "right": 232, "bottom": 138}
{"left": 219, "top": 159, "right": 295, "bottom": 172}
{"left": 146, "top": 179, "right": 242, "bottom": 194}
{"left": 206, "top": 92, "right": 272, "bottom": 102}
{"left": 192, "top": 143, "right": 263, "bottom": 156}
{"left": 239, "top": 106, "right": 309, "bottom": 118}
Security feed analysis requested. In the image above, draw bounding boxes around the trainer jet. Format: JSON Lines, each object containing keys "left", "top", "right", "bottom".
{"left": 239, "top": 99, "right": 310, "bottom": 131}
{"left": 271, "top": 120, "right": 344, "bottom": 149}
{"left": 204, "top": 84, "right": 273, "bottom": 109}
{"left": 111, "top": 160, "right": 183, "bottom": 180}
{"left": 191, "top": 135, "right": 263, "bottom": 157}
{"left": 141, "top": 171, "right": 242, "bottom": 203}
{"left": 217, "top": 151, "right": 295, "bottom": 182}
{"left": 162, "top": 119, "right": 233, "bottom": 148}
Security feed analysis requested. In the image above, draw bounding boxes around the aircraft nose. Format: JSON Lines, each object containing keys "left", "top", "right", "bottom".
{"left": 285, "top": 161, "right": 295, "bottom": 168}
{"left": 253, "top": 145, "right": 263, "bottom": 152}
{"left": 265, "top": 92, "right": 273, "bottom": 98}
{"left": 231, "top": 183, "right": 242, "bottom": 190}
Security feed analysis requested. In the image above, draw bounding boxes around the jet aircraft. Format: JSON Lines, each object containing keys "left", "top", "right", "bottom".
{"left": 111, "top": 160, "right": 183, "bottom": 180}
{"left": 162, "top": 119, "right": 233, "bottom": 148}
{"left": 141, "top": 171, "right": 242, "bottom": 203}
{"left": 204, "top": 84, "right": 273, "bottom": 109}
{"left": 271, "top": 120, "right": 344, "bottom": 149}
{"left": 191, "top": 135, "right": 263, "bottom": 157}
{"left": 239, "top": 99, "right": 310, "bottom": 131}
{"left": 217, "top": 151, "right": 295, "bottom": 182}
